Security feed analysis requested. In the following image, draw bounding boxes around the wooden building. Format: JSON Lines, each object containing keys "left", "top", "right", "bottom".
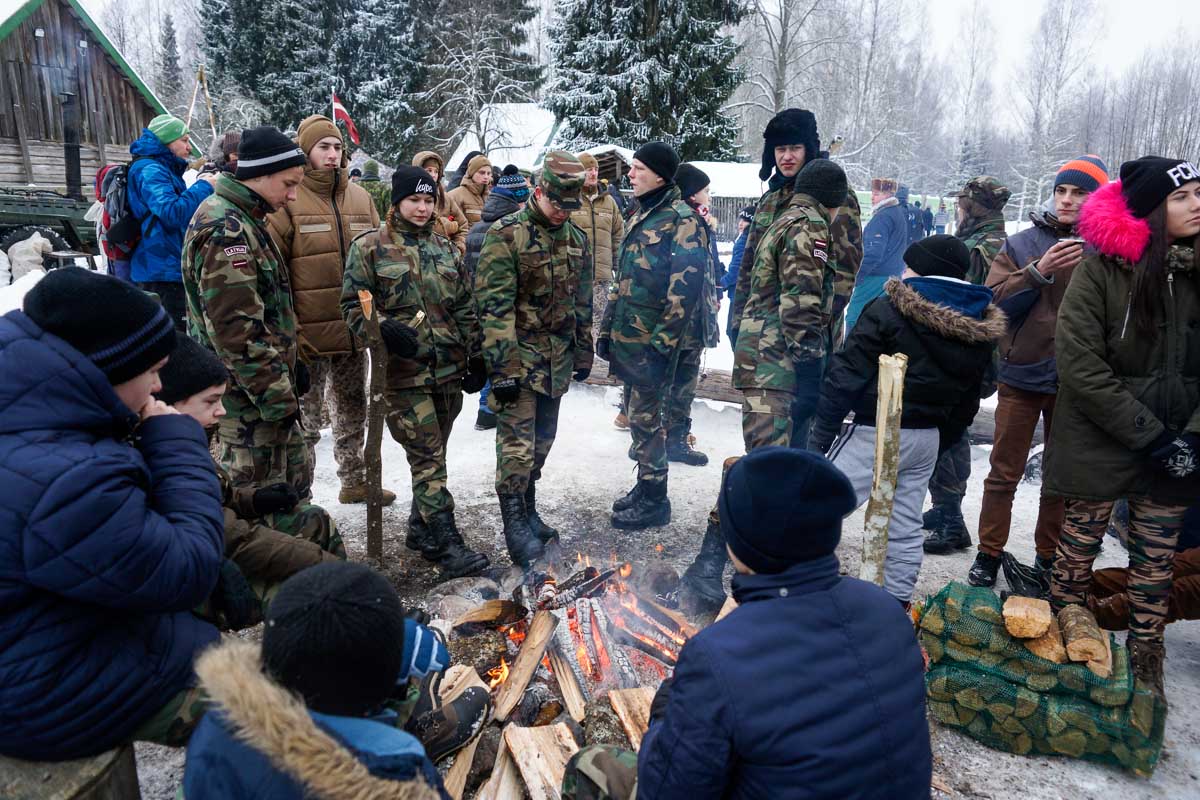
{"left": 0, "top": 0, "right": 165, "bottom": 189}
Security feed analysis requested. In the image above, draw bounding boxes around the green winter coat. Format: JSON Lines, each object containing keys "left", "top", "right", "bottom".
{"left": 341, "top": 216, "right": 479, "bottom": 391}
{"left": 1044, "top": 244, "right": 1200, "bottom": 505}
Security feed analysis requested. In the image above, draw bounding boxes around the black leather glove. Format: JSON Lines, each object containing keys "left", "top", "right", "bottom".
{"left": 380, "top": 319, "right": 420, "bottom": 358}
{"left": 1148, "top": 431, "right": 1200, "bottom": 478}
{"left": 596, "top": 337, "right": 611, "bottom": 362}
{"left": 649, "top": 676, "right": 673, "bottom": 723}
{"left": 491, "top": 377, "right": 521, "bottom": 405}
{"left": 573, "top": 367, "right": 591, "bottom": 382}
{"left": 252, "top": 482, "right": 300, "bottom": 516}
{"left": 293, "top": 361, "right": 311, "bottom": 397}
{"left": 210, "top": 559, "right": 263, "bottom": 631}
{"left": 462, "top": 356, "right": 488, "bottom": 394}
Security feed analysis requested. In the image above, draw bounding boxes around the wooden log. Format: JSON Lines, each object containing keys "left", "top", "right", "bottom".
{"left": 1023, "top": 616, "right": 1068, "bottom": 664}
{"left": 494, "top": 610, "right": 559, "bottom": 722}
{"left": 357, "top": 290, "right": 388, "bottom": 562}
{"left": 452, "top": 599, "right": 528, "bottom": 630}
{"left": 1003, "top": 596, "right": 1054, "bottom": 639}
{"left": 439, "top": 666, "right": 491, "bottom": 800}
{"left": 589, "top": 600, "right": 640, "bottom": 689}
{"left": 476, "top": 724, "right": 521, "bottom": 800}
{"left": 860, "top": 353, "right": 908, "bottom": 586}
{"left": 1058, "top": 605, "right": 1108, "bottom": 664}
{"left": 503, "top": 723, "right": 580, "bottom": 800}
{"left": 1087, "top": 630, "right": 1113, "bottom": 679}
{"left": 0, "top": 745, "right": 140, "bottom": 800}
{"left": 548, "top": 640, "right": 588, "bottom": 723}
{"left": 629, "top": 590, "right": 699, "bottom": 640}
{"left": 608, "top": 687, "right": 657, "bottom": 750}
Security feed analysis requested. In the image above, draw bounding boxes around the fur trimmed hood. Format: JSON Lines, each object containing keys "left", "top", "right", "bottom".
{"left": 1077, "top": 180, "right": 1149, "bottom": 265}
{"left": 195, "top": 639, "right": 439, "bottom": 800}
{"left": 885, "top": 278, "right": 1007, "bottom": 344}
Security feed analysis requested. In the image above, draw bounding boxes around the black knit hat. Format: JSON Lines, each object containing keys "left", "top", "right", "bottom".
{"left": 719, "top": 447, "right": 857, "bottom": 574}
{"left": 792, "top": 159, "right": 848, "bottom": 210}
{"left": 1119, "top": 156, "right": 1200, "bottom": 219}
{"left": 759, "top": 108, "right": 820, "bottom": 181}
{"left": 633, "top": 142, "right": 680, "bottom": 182}
{"left": 24, "top": 268, "right": 176, "bottom": 385}
{"left": 904, "top": 235, "right": 971, "bottom": 280}
{"left": 235, "top": 126, "right": 307, "bottom": 180}
{"left": 391, "top": 165, "right": 438, "bottom": 206}
{"left": 155, "top": 332, "right": 228, "bottom": 405}
{"left": 502, "top": 163, "right": 520, "bottom": 176}
{"left": 263, "top": 562, "right": 406, "bottom": 716}
{"left": 738, "top": 205, "right": 755, "bottom": 224}
{"left": 674, "top": 163, "right": 711, "bottom": 202}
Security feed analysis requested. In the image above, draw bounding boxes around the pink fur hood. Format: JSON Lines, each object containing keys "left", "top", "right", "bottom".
{"left": 1076, "top": 180, "right": 1150, "bottom": 265}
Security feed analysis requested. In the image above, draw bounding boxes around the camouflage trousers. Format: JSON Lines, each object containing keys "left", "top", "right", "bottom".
{"left": 250, "top": 504, "right": 346, "bottom": 609}
{"left": 131, "top": 683, "right": 208, "bottom": 748}
{"left": 561, "top": 745, "right": 639, "bottom": 800}
{"left": 627, "top": 383, "right": 670, "bottom": 487}
{"left": 1051, "top": 497, "right": 1188, "bottom": 644}
{"left": 740, "top": 388, "right": 794, "bottom": 451}
{"left": 301, "top": 351, "right": 367, "bottom": 488}
{"left": 385, "top": 381, "right": 463, "bottom": 520}
{"left": 217, "top": 416, "right": 312, "bottom": 501}
{"left": 665, "top": 348, "right": 702, "bottom": 432}
{"left": 928, "top": 431, "right": 971, "bottom": 507}
{"left": 495, "top": 386, "right": 561, "bottom": 494}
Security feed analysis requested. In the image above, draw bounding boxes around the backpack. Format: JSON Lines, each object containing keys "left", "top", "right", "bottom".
{"left": 95, "top": 158, "right": 148, "bottom": 261}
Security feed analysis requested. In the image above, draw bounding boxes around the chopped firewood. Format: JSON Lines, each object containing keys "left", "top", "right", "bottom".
{"left": 476, "top": 724, "right": 521, "bottom": 800}
{"left": 513, "top": 683, "right": 564, "bottom": 727}
{"left": 503, "top": 723, "right": 580, "bottom": 800}
{"left": 452, "top": 599, "right": 528, "bottom": 630}
{"left": 1087, "top": 630, "right": 1113, "bottom": 678}
{"left": 608, "top": 687, "right": 657, "bottom": 750}
{"left": 549, "top": 641, "right": 588, "bottom": 723}
{"left": 1058, "top": 605, "right": 1108, "bottom": 663}
{"left": 1003, "top": 596, "right": 1053, "bottom": 639}
{"left": 438, "top": 666, "right": 490, "bottom": 799}
{"left": 860, "top": 354, "right": 908, "bottom": 586}
{"left": 608, "top": 623, "right": 676, "bottom": 666}
{"left": 590, "top": 600, "right": 640, "bottom": 688}
{"left": 494, "top": 610, "right": 559, "bottom": 722}
{"left": 631, "top": 590, "right": 698, "bottom": 639}
{"left": 1023, "top": 616, "right": 1067, "bottom": 664}
{"left": 715, "top": 595, "right": 738, "bottom": 621}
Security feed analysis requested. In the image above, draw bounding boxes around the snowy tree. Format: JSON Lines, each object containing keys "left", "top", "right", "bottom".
{"left": 156, "top": 14, "right": 184, "bottom": 112}
{"left": 546, "top": 0, "right": 746, "bottom": 161}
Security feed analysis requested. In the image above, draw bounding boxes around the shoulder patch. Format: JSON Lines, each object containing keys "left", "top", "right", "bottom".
{"left": 813, "top": 239, "right": 829, "bottom": 263}
{"left": 224, "top": 245, "right": 248, "bottom": 257}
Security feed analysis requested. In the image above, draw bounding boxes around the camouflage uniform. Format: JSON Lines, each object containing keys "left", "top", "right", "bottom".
{"left": 182, "top": 172, "right": 309, "bottom": 498}
{"left": 341, "top": 214, "right": 480, "bottom": 521}
{"left": 599, "top": 184, "right": 708, "bottom": 489}
{"left": 474, "top": 153, "right": 592, "bottom": 496}
{"left": 561, "top": 745, "right": 639, "bottom": 800}
{"left": 664, "top": 213, "right": 722, "bottom": 438}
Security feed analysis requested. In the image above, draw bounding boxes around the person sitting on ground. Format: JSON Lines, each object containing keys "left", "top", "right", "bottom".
{"left": 184, "top": 561, "right": 467, "bottom": 799}
{"left": 809, "top": 235, "right": 1007, "bottom": 607}
{"left": 561, "top": 447, "right": 932, "bottom": 800}
{"left": 0, "top": 268, "right": 224, "bottom": 760}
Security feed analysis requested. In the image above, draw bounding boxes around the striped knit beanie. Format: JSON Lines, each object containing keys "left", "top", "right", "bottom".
{"left": 494, "top": 171, "right": 530, "bottom": 201}
{"left": 1055, "top": 155, "right": 1109, "bottom": 193}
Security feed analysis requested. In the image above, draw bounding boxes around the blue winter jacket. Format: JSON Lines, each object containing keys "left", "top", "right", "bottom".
{"left": 0, "top": 310, "right": 224, "bottom": 760}
{"left": 127, "top": 129, "right": 214, "bottom": 282}
{"left": 637, "top": 555, "right": 933, "bottom": 800}
{"left": 846, "top": 198, "right": 909, "bottom": 331}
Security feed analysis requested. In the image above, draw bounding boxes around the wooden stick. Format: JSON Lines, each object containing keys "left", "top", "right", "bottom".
{"left": 503, "top": 724, "right": 579, "bottom": 800}
{"left": 608, "top": 687, "right": 657, "bottom": 750}
{"left": 438, "top": 666, "right": 491, "bottom": 799}
{"left": 494, "top": 610, "right": 559, "bottom": 722}
{"left": 477, "top": 724, "right": 521, "bottom": 800}
{"left": 549, "top": 640, "right": 588, "bottom": 722}
{"left": 357, "top": 290, "right": 387, "bottom": 561}
{"left": 859, "top": 353, "right": 908, "bottom": 586}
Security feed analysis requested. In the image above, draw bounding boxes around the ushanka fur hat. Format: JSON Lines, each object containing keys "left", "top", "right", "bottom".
{"left": 759, "top": 109, "right": 820, "bottom": 181}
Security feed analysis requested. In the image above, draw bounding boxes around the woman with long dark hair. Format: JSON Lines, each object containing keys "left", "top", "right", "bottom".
{"left": 1044, "top": 156, "right": 1200, "bottom": 701}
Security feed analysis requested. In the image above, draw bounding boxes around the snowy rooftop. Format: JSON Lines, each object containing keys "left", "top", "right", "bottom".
{"left": 447, "top": 104, "right": 559, "bottom": 174}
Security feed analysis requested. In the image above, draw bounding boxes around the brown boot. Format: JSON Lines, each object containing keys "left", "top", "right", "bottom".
{"left": 1128, "top": 638, "right": 1166, "bottom": 701}
{"left": 613, "top": 411, "right": 630, "bottom": 430}
{"left": 339, "top": 484, "right": 397, "bottom": 506}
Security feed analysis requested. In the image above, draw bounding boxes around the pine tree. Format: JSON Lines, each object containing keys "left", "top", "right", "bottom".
{"left": 156, "top": 14, "right": 184, "bottom": 111}
{"left": 546, "top": 0, "right": 745, "bottom": 161}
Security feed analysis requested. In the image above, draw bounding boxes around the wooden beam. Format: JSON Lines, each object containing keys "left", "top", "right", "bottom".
{"left": 608, "top": 687, "right": 657, "bottom": 750}
{"left": 6, "top": 62, "right": 33, "bottom": 183}
{"left": 503, "top": 724, "right": 580, "bottom": 800}
{"left": 494, "top": 610, "right": 559, "bottom": 722}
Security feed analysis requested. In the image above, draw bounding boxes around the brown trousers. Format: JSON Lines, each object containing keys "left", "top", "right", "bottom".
{"left": 978, "top": 383, "right": 1064, "bottom": 559}
{"left": 1092, "top": 547, "right": 1200, "bottom": 628}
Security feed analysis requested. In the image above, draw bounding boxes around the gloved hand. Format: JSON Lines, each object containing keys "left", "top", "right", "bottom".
{"left": 1148, "top": 431, "right": 1200, "bottom": 478}
{"left": 380, "top": 319, "right": 420, "bottom": 358}
{"left": 649, "top": 676, "right": 673, "bottom": 723}
{"left": 462, "top": 356, "right": 488, "bottom": 394}
{"left": 210, "top": 559, "right": 263, "bottom": 631}
{"left": 404, "top": 606, "right": 431, "bottom": 625}
{"left": 573, "top": 367, "right": 591, "bottom": 382}
{"left": 252, "top": 482, "right": 300, "bottom": 516}
{"left": 400, "top": 619, "right": 449, "bottom": 681}
{"left": 293, "top": 360, "right": 311, "bottom": 397}
{"left": 491, "top": 376, "right": 521, "bottom": 406}
{"left": 596, "top": 337, "right": 611, "bottom": 362}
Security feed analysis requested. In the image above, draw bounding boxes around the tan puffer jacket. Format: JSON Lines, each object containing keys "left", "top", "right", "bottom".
{"left": 448, "top": 177, "right": 489, "bottom": 227}
{"left": 570, "top": 184, "right": 625, "bottom": 283}
{"left": 413, "top": 150, "right": 469, "bottom": 255}
{"left": 268, "top": 167, "right": 379, "bottom": 357}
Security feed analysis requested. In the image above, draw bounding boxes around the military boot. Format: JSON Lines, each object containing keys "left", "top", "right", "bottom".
{"left": 1128, "top": 638, "right": 1166, "bottom": 701}
{"left": 406, "top": 506, "right": 436, "bottom": 554}
{"left": 499, "top": 493, "right": 543, "bottom": 568}
{"left": 426, "top": 511, "right": 490, "bottom": 578}
{"left": 611, "top": 479, "right": 671, "bottom": 530}
{"left": 676, "top": 519, "right": 728, "bottom": 616}
{"left": 408, "top": 685, "right": 493, "bottom": 762}
{"left": 524, "top": 481, "right": 559, "bottom": 542}
{"left": 612, "top": 482, "right": 643, "bottom": 512}
{"left": 666, "top": 421, "right": 709, "bottom": 466}
{"left": 922, "top": 504, "right": 970, "bottom": 554}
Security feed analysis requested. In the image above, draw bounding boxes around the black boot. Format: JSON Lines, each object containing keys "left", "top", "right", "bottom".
{"left": 968, "top": 550, "right": 1002, "bottom": 587}
{"left": 666, "top": 421, "right": 708, "bottom": 466}
{"left": 612, "top": 482, "right": 642, "bottom": 512}
{"left": 524, "top": 481, "right": 559, "bottom": 542}
{"left": 474, "top": 408, "right": 497, "bottom": 431}
{"left": 611, "top": 480, "right": 671, "bottom": 530}
{"left": 499, "top": 493, "right": 544, "bottom": 568}
{"left": 677, "top": 519, "right": 728, "bottom": 616}
{"left": 922, "top": 505, "right": 946, "bottom": 532}
{"left": 923, "top": 504, "right": 971, "bottom": 554}
{"left": 406, "top": 506, "right": 435, "bottom": 554}
{"left": 426, "top": 511, "right": 490, "bottom": 578}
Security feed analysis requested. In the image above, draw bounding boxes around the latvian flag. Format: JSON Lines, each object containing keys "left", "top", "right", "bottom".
{"left": 332, "top": 93, "right": 361, "bottom": 145}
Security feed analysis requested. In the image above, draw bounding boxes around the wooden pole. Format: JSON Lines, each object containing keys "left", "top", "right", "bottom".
{"left": 357, "top": 290, "right": 387, "bottom": 562}
{"left": 859, "top": 353, "right": 908, "bottom": 586}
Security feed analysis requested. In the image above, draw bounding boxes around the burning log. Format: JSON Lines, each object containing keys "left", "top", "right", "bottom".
{"left": 513, "top": 683, "right": 564, "bottom": 728}
{"left": 629, "top": 590, "right": 698, "bottom": 640}
{"left": 590, "top": 600, "right": 640, "bottom": 688}
{"left": 494, "top": 610, "right": 559, "bottom": 722}
{"left": 447, "top": 627, "right": 508, "bottom": 684}
{"left": 608, "top": 687, "right": 658, "bottom": 750}
{"left": 608, "top": 623, "right": 677, "bottom": 667}
{"left": 503, "top": 723, "right": 580, "bottom": 800}
{"left": 557, "top": 564, "right": 599, "bottom": 596}
{"left": 549, "top": 629, "right": 589, "bottom": 722}
{"left": 546, "top": 567, "right": 620, "bottom": 609}
{"left": 452, "top": 599, "right": 528, "bottom": 630}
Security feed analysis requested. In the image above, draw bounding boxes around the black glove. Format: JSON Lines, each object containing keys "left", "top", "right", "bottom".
{"left": 210, "top": 559, "right": 263, "bottom": 631}
{"left": 596, "top": 337, "right": 611, "bottom": 362}
{"left": 573, "top": 367, "right": 591, "bottom": 382}
{"left": 1148, "top": 431, "right": 1200, "bottom": 478}
{"left": 491, "top": 377, "right": 521, "bottom": 405}
{"left": 405, "top": 606, "right": 431, "bottom": 625}
{"left": 462, "top": 356, "right": 488, "bottom": 394}
{"left": 649, "top": 676, "right": 673, "bottom": 723}
{"left": 380, "top": 319, "right": 420, "bottom": 358}
{"left": 252, "top": 482, "right": 300, "bottom": 516}
{"left": 293, "top": 361, "right": 311, "bottom": 397}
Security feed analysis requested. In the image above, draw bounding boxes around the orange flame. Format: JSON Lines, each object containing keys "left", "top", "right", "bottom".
{"left": 618, "top": 563, "right": 632, "bottom": 579}
{"left": 487, "top": 658, "right": 509, "bottom": 689}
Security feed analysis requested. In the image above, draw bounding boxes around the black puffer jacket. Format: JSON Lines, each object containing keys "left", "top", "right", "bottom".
{"left": 812, "top": 277, "right": 1007, "bottom": 452}
{"left": 464, "top": 191, "right": 523, "bottom": 277}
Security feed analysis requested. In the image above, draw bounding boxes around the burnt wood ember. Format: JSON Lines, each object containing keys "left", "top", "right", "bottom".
{"left": 545, "top": 567, "right": 620, "bottom": 609}
{"left": 590, "top": 600, "right": 640, "bottom": 688}
{"left": 608, "top": 622, "right": 678, "bottom": 666}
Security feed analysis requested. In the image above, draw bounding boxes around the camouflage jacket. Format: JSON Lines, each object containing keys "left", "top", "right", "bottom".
{"left": 733, "top": 193, "right": 838, "bottom": 393}
{"left": 957, "top": 214, "right": 1008, "bottom": 285}
{"left": 341, "top": 216, "right": 480, "bottom": 391}
{"left": 599, "top": 185, "right": 709, "bottom": 386}
{"left": 694, "top": 213, "right": 723, "bottom": 349}
{"left": 182, "top": 173, "right": 300, "bottom": 424}
{"left": 730, "top": 170, "right": 862, "bottom": 342}
{"left": 474, "top": 201, "right": 593, "bottom": 398}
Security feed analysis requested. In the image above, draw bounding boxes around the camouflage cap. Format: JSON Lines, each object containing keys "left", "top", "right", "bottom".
{"left": 538, "top": 150, "right": 586, "bottom": 210}
{"left": 957, "top": 176, "right": 1012, "bottom": 210}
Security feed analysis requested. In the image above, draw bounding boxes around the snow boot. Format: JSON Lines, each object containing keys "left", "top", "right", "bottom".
{"left": 677, "top": 519, "right": 728, "bottom": 616}
{"left": 1000, "top": 552, "right": 1049, "bottom": 599}
{"left": 406, "top": 506, "right": 436, "bottom": 555}
{"left": 968, "top": 550, "right": 1002, "bottom": 587}
{"left": 408, "top": 685, "right": 493, "bottom": 762}
{"left": 611, "top": 480, "right": 671, "bottom": 530}
{"left": 499, "top": 493, "right": 543, "bottom": 568}
{"left": 426, "top": 511, "right": 490, "bottom": 578}
{"left": 922, "top": 504, "right": 970, "bottom": 554}
{"left": 612, "top": 482, "right": 643, "bottom": 512}
{"left": 524, "top": 480, "right": 559, "bottom": 543}
{"left": 475, "top": 409, "right": 497, "bottom": 431}
{"left": 1128, "top": 638, "right": 1166, "bottom": 701}
{"left": 666, "top": 421, "right": 709, "bottom": 466}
